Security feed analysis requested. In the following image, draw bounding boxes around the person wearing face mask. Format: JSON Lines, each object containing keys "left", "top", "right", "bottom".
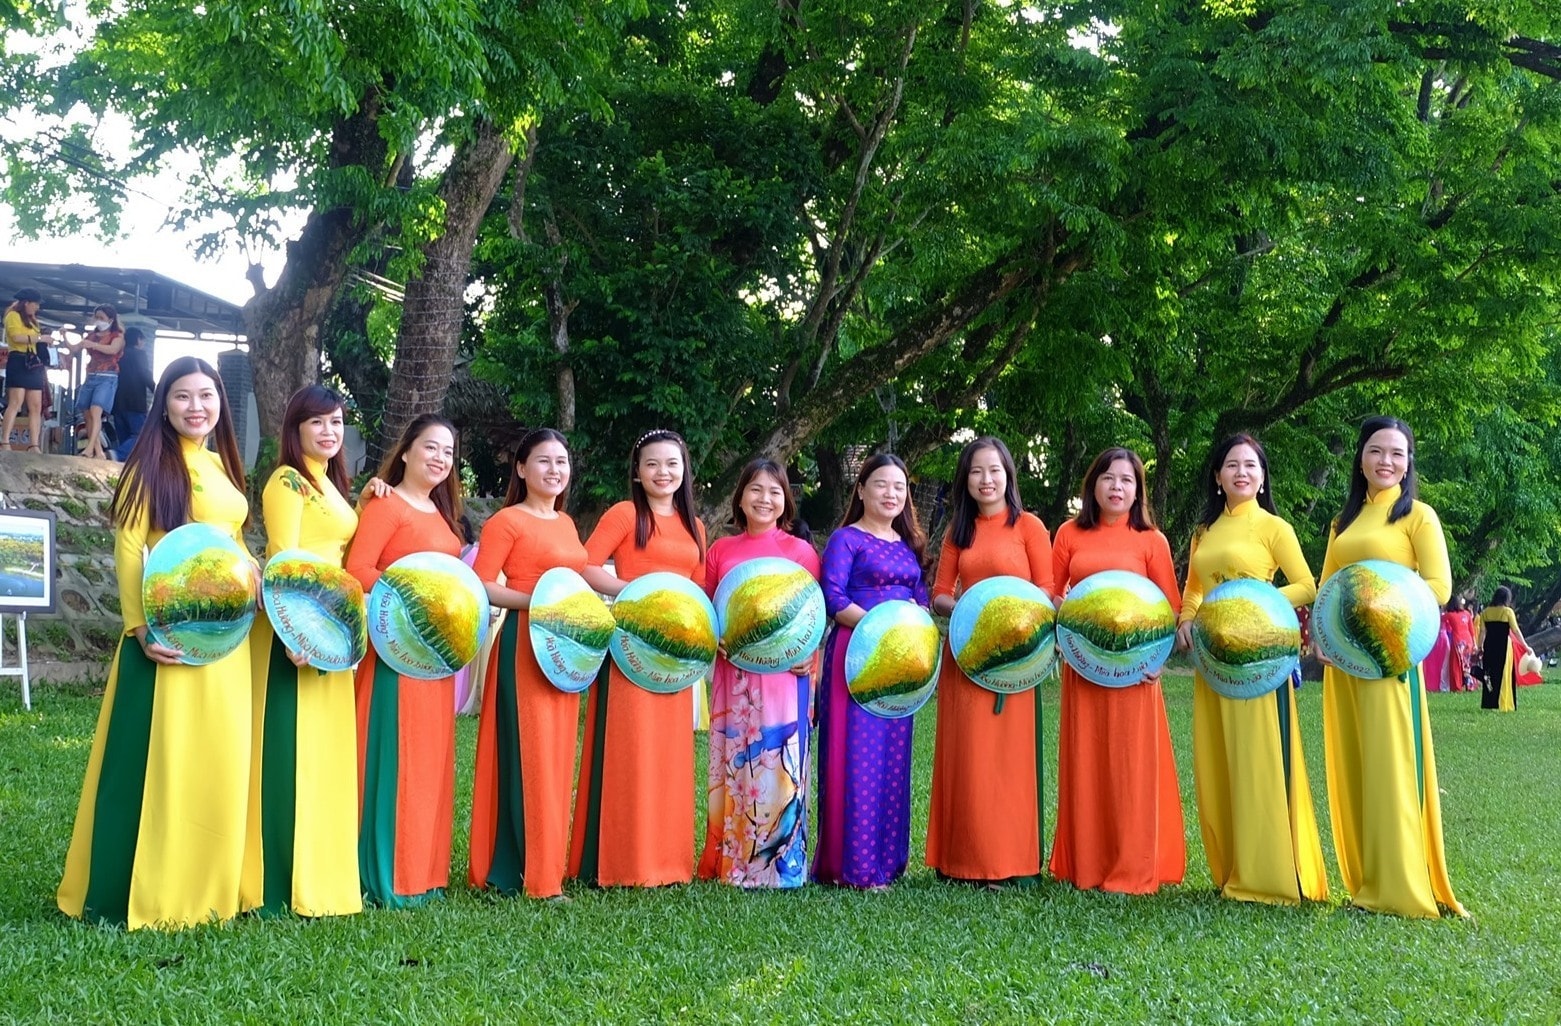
{"left": 467, "top": 428, "right": 586, "bottom": 900}
{"left": 570, "top": 429, "right": 708, "bottom": 888}
{"left": 697, "top": 458, "right": 821, "bottom": 889}
{"left": 241, "top": 386, "right": 363, "bottom": 918}
{"left": 1176, "top": 434, "right": 1325, "bottom": 906}
{"left": 58, "top": 357, "right": 254, "bottom": 929}
{"left": 925, "top": 436, "right": 1056, "bottom": 887}
{"left": 70, "top": 304, "right": 125, "bottom": 459}
{"left": 345, "top": 413, "right": 466, "bottom": 908}
{"left": 813, "top": 453, "right": 930, "bottom": 890}
{"left": 1317, "top": 415, "right": 1464, "bottom": 918}
{"left": 1048, "top": 446, "right": 1184, "bottom": 895}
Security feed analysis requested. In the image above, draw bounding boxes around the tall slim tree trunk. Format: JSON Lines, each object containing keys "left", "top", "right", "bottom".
{"left": 244, "top": 89, "right": 398, "bottom": 437}
{"left": 377, "top": 117, "right": 517, "bottom": 459}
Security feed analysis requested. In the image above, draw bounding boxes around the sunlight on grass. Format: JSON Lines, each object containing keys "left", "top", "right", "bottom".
{"left": 1, "top": 669, "right": 1557, "bottom": 1022}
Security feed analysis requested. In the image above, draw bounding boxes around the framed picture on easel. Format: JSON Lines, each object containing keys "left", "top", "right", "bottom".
{"left": 0, "top": 508, "right": 56, "bottom": 614}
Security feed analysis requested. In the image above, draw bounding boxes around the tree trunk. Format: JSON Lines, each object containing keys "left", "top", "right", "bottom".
{"left": 244, "top": 90, "right": 398, "bottom": 438}
{"left": 377, "top": 117, "right": 517, "bottom": 459}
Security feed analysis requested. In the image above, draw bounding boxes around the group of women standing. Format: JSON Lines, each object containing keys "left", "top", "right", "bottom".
{"left": 55, "top": 367, "right": 1469, "bottom": 928}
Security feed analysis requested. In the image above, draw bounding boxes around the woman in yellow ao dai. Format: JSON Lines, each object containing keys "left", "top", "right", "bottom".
{"left": 243, "top": 386, "right": 364, "bottom": 917}
{"left": 1177, "top": 434, "right": 1326, "bottom": 906}
{"left": 1318, "top": 416, "right": 1463, "bottom": 918}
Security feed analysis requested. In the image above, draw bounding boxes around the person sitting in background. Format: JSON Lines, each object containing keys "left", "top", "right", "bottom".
{"left": 70, "top": 304, "right": 125, "bottom": 459}
{"left": 112, "top": 327, "right": 153, "bottom": 461}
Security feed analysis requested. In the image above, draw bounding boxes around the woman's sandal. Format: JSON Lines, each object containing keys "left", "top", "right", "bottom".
{"left": 25, "top": 445, "right": 41, "bottom": 453}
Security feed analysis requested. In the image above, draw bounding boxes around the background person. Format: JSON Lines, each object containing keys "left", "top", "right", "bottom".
{"left": 70, "top": 304, "right": 124, "bottom": 459}
{"left": 112, "top": 327, "right": 153, "bottom": 460}
{"left": 1476, "top": 586, "right": 1526, "bottom": 713}
{"left": 2, "top": 288, "right": 54, "bottom": 451}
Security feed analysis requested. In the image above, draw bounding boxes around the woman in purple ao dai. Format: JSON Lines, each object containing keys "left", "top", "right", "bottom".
{"left": 813, "top": 454, "right": 930, "bottom": 889}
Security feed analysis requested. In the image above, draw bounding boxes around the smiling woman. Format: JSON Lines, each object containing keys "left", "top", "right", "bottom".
{"left": 57, "top": 355, "right": 254, "bottom": 930}
{"left": 344, "top": 413, "right": 466, "bottom": 909}
{"left": 1317, "top": 415, "right": 1464, "bottom": 919}
{"left": 244, "top": 385, "right": 362, "bottom": 919}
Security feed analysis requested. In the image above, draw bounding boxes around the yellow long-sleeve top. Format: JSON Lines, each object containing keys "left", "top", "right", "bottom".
{"left": 261, "top": 458, "right": 358, "bottom": 562}
{"left": 1180, "top": 499, "right": 1317, "bottom": 623}
{"left": 4, "top": 309, "right": 40, "bottom": 353}
{"left": 1318, "top": 485, "right": 1452, "bottom": 604}
{"left": 115, "top": 436, "right": 250, "bottom": 631}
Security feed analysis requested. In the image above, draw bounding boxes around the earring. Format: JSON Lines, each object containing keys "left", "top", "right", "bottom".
{"left": 1216, "top": 484, "right": 1223, "bottom": 495}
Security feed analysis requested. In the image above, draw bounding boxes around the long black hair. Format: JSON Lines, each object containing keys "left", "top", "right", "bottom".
{"left": 840, "top": 452, "right": 928, "bottom": 569}
{"left": 1196, "top": 433, "right": 1276, "bottom": 531}
{"left": 629, "top": 429, "right": 705, "bottom": 558}
{"left": 1333, "top": 415, "right": 1417, "bottom": 534}
{"left": 112, "top": 357, "right": 246, "bottom": 532}
{"left": 947, "top": 436, "right": 1022, "bottom": 550}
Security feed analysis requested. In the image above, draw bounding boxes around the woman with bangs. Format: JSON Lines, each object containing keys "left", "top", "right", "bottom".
{"left": 243, "top": 385, "right": 363, "bottom": 918}
{"left": 698, "top": 458, "right": 821, "bottom": 889}
{"left": 346, "top": 413, "right": 466, "bottom": 907}
{"left": 926, "top": 436, "right": 1055, "bottom": 887}
{"left": 571, "top": 429, "right": 708, "bottom": 888}
{"left": 468, "top": 428, "right": 585, "bottom": 900}
{"left": 1048, "top": 446, "right": 1184, "bottom": 895}
{"left": 813, "top": 452, "right": 929, "bottom": 890}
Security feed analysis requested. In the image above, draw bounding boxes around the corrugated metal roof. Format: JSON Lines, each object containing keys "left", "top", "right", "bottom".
{"left": 0, "top": 260, "right": 245, "bottom": 337}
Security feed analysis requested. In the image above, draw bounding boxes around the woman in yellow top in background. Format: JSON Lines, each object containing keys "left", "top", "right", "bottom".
{"left": 1175, "top": 433, "right": 1326, "bottom": 906}
{"left": 1476, "top": 586, "right": 1526, "bottom": 713}
{"left": 2, "top": 287, "right": 53, "bottom": 451}
{"left": 58, "top": 357, "right": 255, "bottom": 929}
{"left": 243, "top": 385, "right": 363, "bottom": 917}
{"left": 1317, "top": 415, "right": 1464, "bottom": 918}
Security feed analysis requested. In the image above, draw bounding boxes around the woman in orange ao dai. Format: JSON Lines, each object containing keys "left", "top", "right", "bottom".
{"left": 345, "top": 414, "right": 465, "bottom": 907}
{"left": 926, "top": 436, "right": 1055, "bottom": 885}
{"left": 570, "top": 429, "right": 708, "bottom": 887}
{"left": 1049, "top": 447, "right": 1184, "bottom": 894}
{"left": 469, "top": 428, "right": 585, "bottom": 899}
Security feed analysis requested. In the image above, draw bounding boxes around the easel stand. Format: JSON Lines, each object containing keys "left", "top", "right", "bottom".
{"left": 0, "top": 612, "right": 31, "bottom": 710}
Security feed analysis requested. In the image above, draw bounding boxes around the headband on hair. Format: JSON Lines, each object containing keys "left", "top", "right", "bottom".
{"left": 634, "top": 429, "right": 681, "bottom": 450}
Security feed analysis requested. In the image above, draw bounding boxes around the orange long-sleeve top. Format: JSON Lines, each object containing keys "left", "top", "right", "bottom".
{"left": 471, "top": 506, "right": 587, "bottom": 595}
{"left": 345, "top": 491, "right": 462, "bottom": 592}
{"left": 932, "top": 511, "right": 1056, "bottom": 601}
{"left": 1051, "top": 516, "right": 1181, "bottom": 613}
{"left": 585, "top": 501, "right": 706, "bottom": 584}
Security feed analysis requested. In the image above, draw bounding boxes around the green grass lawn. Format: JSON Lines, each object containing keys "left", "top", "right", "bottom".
{"left": 1, "top": 667, "right": 1557, "bottom": 1024}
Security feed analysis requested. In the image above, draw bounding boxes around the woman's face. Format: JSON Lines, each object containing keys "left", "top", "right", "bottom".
{"left": 298, "top": 407, "right": 344, "bottom": 462}
{"left": 1217, "top": 443, "right": 1264, "bottom": 505}
{"left": 165, "top": 373, "right": 221, "bottom": 441}
{"left": 520, "top": 439, "right": 570, "bottom": 504}
{"left": 637, "top": 441, "right": 685, "bottom": 502}
{"left": 1093, "top": 458, "right": 1138, "bottom": 519}
{"left": 739, "top": 471, "right": 788, "bottom": 532}
{"left": 966, "top": 446, "right": 1008, "bottom": 515}
{"left": 402, "top": 424, "right": 456, "bottom": 489}
{"left": 859, "top": 463, "right": 908, "bottom": 521}
{"left": 1360, "top": 428, "right": 1410, "bottom": 492}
